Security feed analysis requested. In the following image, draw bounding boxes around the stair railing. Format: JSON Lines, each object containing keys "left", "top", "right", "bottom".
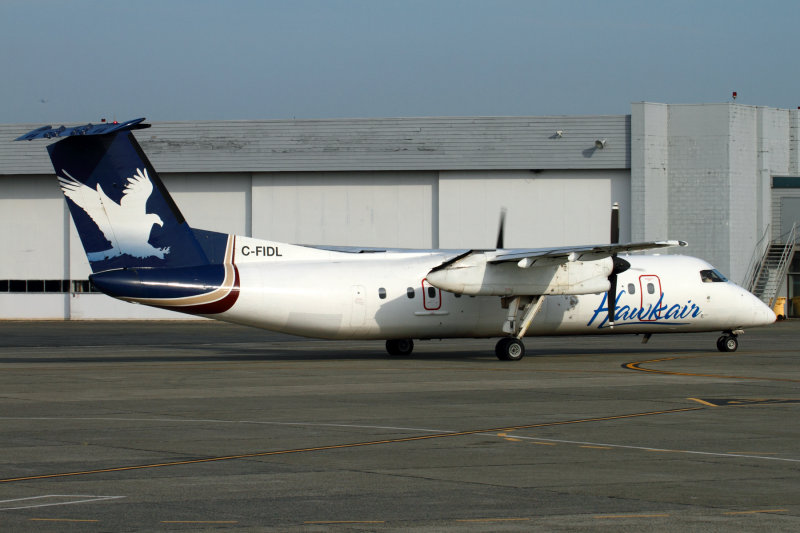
{"left": 767, "top": 222, "right": 798, "bottom": 307}
{"left": 743, "top": 224, "right": 771, "bottom": 291}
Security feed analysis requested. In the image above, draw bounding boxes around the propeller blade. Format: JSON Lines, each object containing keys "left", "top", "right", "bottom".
{"left": 607, "top": 256, "right": 630, "bottom": 329}
{"left": 610, "top": 202, "right": 620, "bottom": 244}
{"left": 496, "top": 208, "right": 507, "bottom": 249}
{"left": 608, "top": 273, "right": 617, "bottom": 326}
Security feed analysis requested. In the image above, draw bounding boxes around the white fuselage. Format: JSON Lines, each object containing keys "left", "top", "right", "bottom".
{"left": 211, "top": 237, "right": 775, "bottom": 340}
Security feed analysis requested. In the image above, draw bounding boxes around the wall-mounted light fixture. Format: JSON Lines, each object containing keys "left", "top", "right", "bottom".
{"left": 594, "top": 139, "right": 607, "bottom": 149}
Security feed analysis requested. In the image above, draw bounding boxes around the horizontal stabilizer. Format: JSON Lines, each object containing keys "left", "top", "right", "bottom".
{"left": 15, "top": 118, "right": 149, "bottom": 141}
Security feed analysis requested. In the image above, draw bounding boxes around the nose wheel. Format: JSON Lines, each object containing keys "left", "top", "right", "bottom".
{"left": 496, "top": 337, "right": 525, "bottom": 361}
{"left": 716, "top": 333, "right": 739, "bottom": 352}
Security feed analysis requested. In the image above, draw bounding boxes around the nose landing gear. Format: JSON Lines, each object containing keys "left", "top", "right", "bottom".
{"left": 716, "top": 331, "right": 739, "bottom": 352}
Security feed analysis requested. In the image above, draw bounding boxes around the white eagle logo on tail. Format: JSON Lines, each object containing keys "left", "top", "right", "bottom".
{"left": 58, "top": 168, "right": 170, "bottom": 261}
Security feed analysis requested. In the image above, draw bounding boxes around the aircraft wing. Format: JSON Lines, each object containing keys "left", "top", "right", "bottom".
{"left": 306, "top": 244, "right": 472, "bottom": 255}
{"left": 485, "top": 240, "right": 687, "bottom": 266}
{"left": 427, "top": 240, "right": 687, "bottom": 297}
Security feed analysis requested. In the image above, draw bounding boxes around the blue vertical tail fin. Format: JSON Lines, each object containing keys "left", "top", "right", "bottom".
{"left": 18, "top": 119, "right": 210, "bottom": 273}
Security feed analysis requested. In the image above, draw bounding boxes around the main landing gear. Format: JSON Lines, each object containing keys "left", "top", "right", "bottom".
{"left": 494, "top": 295, "right": 546, "bottom": 361}
{"left": 495, "top": 337, "right": 525, "bottom": 361}
{"left": 386, "top": 338, "right": 414, "bottom": 356}
{"left": 716, "top": 331, "right": 740, "bottom": 352}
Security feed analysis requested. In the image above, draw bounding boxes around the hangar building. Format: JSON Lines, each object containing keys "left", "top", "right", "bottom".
{"left": 1, "top": 102, "right": 799, "bottom": 320}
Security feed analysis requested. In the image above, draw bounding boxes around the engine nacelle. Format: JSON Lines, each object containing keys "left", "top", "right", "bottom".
{"left": 427, "top": 254, "right": 612, "bottom": 296}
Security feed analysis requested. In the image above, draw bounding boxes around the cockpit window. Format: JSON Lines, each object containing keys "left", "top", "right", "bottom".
{"left": 700, "top": 269, "right": 728, "bottom": 283}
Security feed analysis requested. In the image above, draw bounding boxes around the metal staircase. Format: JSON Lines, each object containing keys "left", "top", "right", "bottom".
{"left": 746, "top": 222, "right": 797, "bottom": 307}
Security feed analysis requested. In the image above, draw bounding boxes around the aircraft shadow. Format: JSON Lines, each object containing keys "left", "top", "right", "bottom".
{"left": 0, "top": 342, "right": 707, "bottom": 365}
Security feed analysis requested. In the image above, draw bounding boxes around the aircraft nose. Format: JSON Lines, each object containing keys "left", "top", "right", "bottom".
{"left": 759, "top": 299, "right": 778, "bottom": 325}
{"left": 749, "top": 291, "right": 777, "bottom": 327}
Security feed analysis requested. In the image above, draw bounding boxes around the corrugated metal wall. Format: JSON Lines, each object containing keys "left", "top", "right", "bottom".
{"left": 1, "top": 115, "right": 630, "bottom": 175}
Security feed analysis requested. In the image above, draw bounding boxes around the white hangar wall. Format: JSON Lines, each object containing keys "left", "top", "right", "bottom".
{"left": 1, "top": 175, "right": 67, "bottom": 279}
{"left": 2, "top": 103, "right": 797, "bottom": 320}
{"left": 247, "top": 170, "right": 629, "bottom": 250}
{"left": 251, "top": 171, "right": 438, "bottom": 248}
{"left": 0, "top": 167, "right": 629, "bottom": 320}
{"left": 0, "top": 174, "right": 68, "bottom": 318}
{"left": 438, "top": 170, "right": 631, "bottom": 249}
{"left": 166, "top": 169, "right": 628, "bottom": 251}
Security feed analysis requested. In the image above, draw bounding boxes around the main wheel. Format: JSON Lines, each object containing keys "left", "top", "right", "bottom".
{"left": 386, "top": 338, "right": 414, "bottom": 356}
{"left": 716, "top": 335, "right": 726, "bottom": 352}
{"left": 495, "top": 337, "right": 525, "bottom": 361}
{"left": 716, "top": 335, "right": 738, "bottom": 352}
{"left": 723, "top": 335, "right": 738, "bottom": 352}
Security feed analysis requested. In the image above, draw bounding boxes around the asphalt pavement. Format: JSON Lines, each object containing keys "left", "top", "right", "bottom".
{"left": 0, "top": 319, "right": 798, "bottom": 531}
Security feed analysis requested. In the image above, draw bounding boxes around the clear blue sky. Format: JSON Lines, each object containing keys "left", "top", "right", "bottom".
{"left": 2, "top": 0, "right": 798, "bottom": 123}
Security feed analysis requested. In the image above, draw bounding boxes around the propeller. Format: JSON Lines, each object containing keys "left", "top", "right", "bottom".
{"left": 496, "top": 208, "right": 507, "bottom": 249}
{"left": 610, "top": 202, "right": 620, "bottom": 245}
{"left": 608, "top": 202, "right": 630, "bottom": 328}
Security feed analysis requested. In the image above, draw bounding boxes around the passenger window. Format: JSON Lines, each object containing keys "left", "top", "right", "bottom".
{"left": 406, "top": 287, "right": 415, "bottom": 299}
{"left": 647, "top": 283, "right": 655, "bottom": 294}
{"left": 378, "top": 288, "right": 386, "bottom": 299}
{"left": 427, "top": 286, "right": 437, "bottom": 298}
{"left": 627, "top": 283, "right": 635, "bottom": 295}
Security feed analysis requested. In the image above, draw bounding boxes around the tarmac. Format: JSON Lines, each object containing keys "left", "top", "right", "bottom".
{"left": 0, "top": 319, "right": 798, "bottom": 531}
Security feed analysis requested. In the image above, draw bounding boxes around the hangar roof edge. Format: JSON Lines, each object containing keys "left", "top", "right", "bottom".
{"left": 1, "top": 115, "right": 631, "bottom": 175}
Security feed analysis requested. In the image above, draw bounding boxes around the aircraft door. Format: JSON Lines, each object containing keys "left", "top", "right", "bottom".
{"left": 639, "top": 275, "right": 662, "bottom": 321}
{"left": 421, "top": 278, "right": 442, "bottom": 311}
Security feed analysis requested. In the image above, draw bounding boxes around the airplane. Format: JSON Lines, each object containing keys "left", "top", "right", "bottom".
{"left": 16, "top": 118, "right": 776, "bottom": 360}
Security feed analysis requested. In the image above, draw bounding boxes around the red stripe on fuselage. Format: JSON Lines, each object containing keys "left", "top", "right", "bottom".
{"left": 155, "top": 263, "right": 240, "bottom": 315}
